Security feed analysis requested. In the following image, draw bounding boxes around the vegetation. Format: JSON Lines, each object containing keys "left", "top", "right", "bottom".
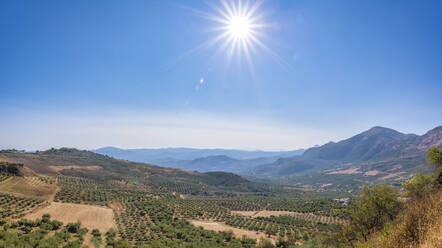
{"left": 0, "top": 161, "right": 23, "bottom": 176}
{"left": 0, "top": 192, "right": 44, "bottom": 219}
{"left": 323, "top": 147, "right": 442, "bottom": 248}
{"left": 0, "top": 215, "right": 88, "bottom": 247}
{"left": 0, "top": 147, "right": 440, "bottom": 247}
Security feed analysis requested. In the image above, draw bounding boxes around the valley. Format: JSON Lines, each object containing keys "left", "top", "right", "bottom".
{"left": 0, "top": 125, "right": 440, "bottom": 247}
{"left": 0, "top": 148, "right": 348, "bottom": 247}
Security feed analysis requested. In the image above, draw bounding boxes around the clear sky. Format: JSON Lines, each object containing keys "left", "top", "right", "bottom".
{"left": 1, "top": 0, "right": 441, "bottom": 151}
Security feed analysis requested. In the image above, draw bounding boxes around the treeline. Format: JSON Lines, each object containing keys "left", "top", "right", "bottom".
{"left": 0, "top": 149, "right": 25, "bottom": 154}
{"left": 322, "top": 147, "right": 442, "bottom": 248}
{"left": 0, "top": 161, "right": 23, "bottom": 176}
{"left": 0, "top": 214, "right": 133, "bottom": 248}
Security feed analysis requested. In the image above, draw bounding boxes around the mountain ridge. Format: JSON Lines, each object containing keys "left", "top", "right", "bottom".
{"left": 249, "top": 125, "right": 442, "bottom": 185}
{"left": 94, "top": 146, "right": 305, "bottom": 161}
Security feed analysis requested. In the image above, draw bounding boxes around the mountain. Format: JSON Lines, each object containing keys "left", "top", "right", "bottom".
{"left": 250, "top": 126, "right": 442, "bottom": 187}
{"left": 94, "top": 147, "right": 304, "bottom": 161}
{"left": 93, "top": 147, "right": 304, "bottom": 173}
{"left": 154, "top": 155, "right": 279, "bottom": 173}
{"left": 302, "top": 126, "right": 418, "bottom": 162}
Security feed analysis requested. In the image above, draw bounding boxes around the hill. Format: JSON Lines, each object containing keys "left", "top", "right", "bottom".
{"left": 0, "top": 148, "right": 281, "bottom": 196}
{"left": 154, "top": 155, "right": 279, "bottom": 173}
{"left": 250, "top": 126, "right": 442, "bottom": 189}
{"left": 93, "top": 147, "right": 304, "bottom": 172}
{"left": 302, "top": 126, "right": 441, "bottom": 162}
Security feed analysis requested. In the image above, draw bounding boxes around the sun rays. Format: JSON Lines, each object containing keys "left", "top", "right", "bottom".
{"left": 209, "top": 0, "right": 267, "bottom": 67}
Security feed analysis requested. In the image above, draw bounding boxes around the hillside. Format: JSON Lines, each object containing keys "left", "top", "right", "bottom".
{"left": 250, "top": 126, "right": 442, "bottom": 189}
{"left": 0, "top": 148, "right": 350, "bottom": 247}
{"left": 0, "top": 148, "right": 280, "bottom": 196}
{"left": 154, "top": 155, "right": 279, "bottom": 173}
{"left": 93, "top": 147, "right": 304, "bottom": 173}
{"left": 302, "top": 126, "right": 441, "bottom": 162}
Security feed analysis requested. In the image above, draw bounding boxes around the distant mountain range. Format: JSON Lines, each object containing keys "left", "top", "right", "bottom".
{"left": 250, "top": 126, "right": 442, "bottom": 188}
{"left": 94, "top": 126, "right": 441, "bottom": 189}
{"left": 153, "top": 155, "right": 279, "bottom": 174}
{"left": 302, "top": 126, "right": 441, "bottom": 162}
{"left": 93, "top": 147, "right": 305, "bottom": 173}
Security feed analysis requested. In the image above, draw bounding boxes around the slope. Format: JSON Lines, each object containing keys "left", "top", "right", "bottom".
{"left": 250, "top": 126, "right": 442, "bottom": 188}
{"left": 0, "top": 148, "right": 281, "bottom": 196}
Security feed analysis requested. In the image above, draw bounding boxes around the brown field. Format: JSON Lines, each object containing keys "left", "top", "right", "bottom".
{"left": 364, "top": 170, "right": 380, "bottom": 176}
{"left": 380, "top": 172, "right": 406, "bottom": 180}
{"left": 0, "top": 177, "right": 58, "bottom": 199}
{"left": 188, "top": 219, "right": 276, "bottom": 244}
{"left": 232, "top": 210, "right": 345, "bottom": 224}
{"left": 387, "top": 164, "right": 402, "bottom": 171}
{"left": 49, "top": 165, "right": 102, "bottom": 172}
{"left": 25, "top": 202, "right": 116, "bottom": 232}
{"left": 327, "top": 167, "right": 360, "bottom": 175}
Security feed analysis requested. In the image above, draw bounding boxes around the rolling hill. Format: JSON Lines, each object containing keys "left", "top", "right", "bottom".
{"left": 0, "top": 148, "right": 282, "bottom": 196}
{"left": 153, "top": 155, "right": 280, "bottom": 173}
{"left": 93, "top": 147, "right": 304, "bottom": 173}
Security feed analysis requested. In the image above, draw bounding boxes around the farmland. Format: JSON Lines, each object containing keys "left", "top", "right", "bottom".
{"left": 24, "top": 202, "right": 116, "bottom": 232}
{"left": 0, "top": 149, "right": 352, "bottom": 247}
{"left": 48, "top": 175, "right": 347, "bottom": 247}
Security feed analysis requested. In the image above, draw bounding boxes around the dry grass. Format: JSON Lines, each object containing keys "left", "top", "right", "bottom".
{"left": 380, "top": 191, "right": 442, "bottom": 248}
{"left": 0, "top": 177, "right": 58, "bottom": 200}
{"left": 25, "top": 202, "right": 116, "bottom": 232}
{"left": 188, "top": 219, "right": 276, "bottom": 244}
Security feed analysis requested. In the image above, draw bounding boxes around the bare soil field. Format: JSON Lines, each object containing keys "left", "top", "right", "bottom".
{"left": 111, "top": 201, "right": 123, "bottom": 215}
{"left": 232, "top": 210, "right": 345, "bottom": 224}
{"left": 327, "top": 167, "right": 360, "bottom": 175}
{"left": 25, "top": 202, "right": 116, "bottom": 232}
{"left": 364, "top": 170, "right": 380, "bottom": 176}
{"left": 188, "top": 219, "right": 276, "bottom": 244}
{"left": 380, "top": 172, "right": 406, "bottom": 180}
{"left": 0, "top": 177, "right": 58, "bottom": 199}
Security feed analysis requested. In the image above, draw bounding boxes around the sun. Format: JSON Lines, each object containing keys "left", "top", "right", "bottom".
{"left": 185, "top": 0, "right": 276, "bottom": 72}
{"left": 199, "top": 0, "right": 269, "bottom": 65}
{"left": 227, "top": 15, "right": 251, "bottom": 40}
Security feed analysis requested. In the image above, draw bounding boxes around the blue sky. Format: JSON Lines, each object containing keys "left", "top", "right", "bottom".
{"left": 1, "top": 0, "right": 441, "bottom": 151}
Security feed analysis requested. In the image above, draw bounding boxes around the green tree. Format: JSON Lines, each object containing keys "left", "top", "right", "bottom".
{"left": 91, "top": 228, "right": 101, "bottom": 237}
{"left": 66, "top": 222, "right": 81, "bottom": 233}
{"left": 258, "top": 238, "right": 274, "bottom": 248}
{"left": 348, "top": 184, "right": 401, "bottom": 242}
{"left": 402, "top": 173, "right": 432, "bottom": 199}
{"left": 115, "top": 240, "right": 131, "bottom": 248}
{"left": 426, "top": 147, "right": 442, "bottom": 167}
{"left": 426, "top": 147, "right": 442, "bottom": 187}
